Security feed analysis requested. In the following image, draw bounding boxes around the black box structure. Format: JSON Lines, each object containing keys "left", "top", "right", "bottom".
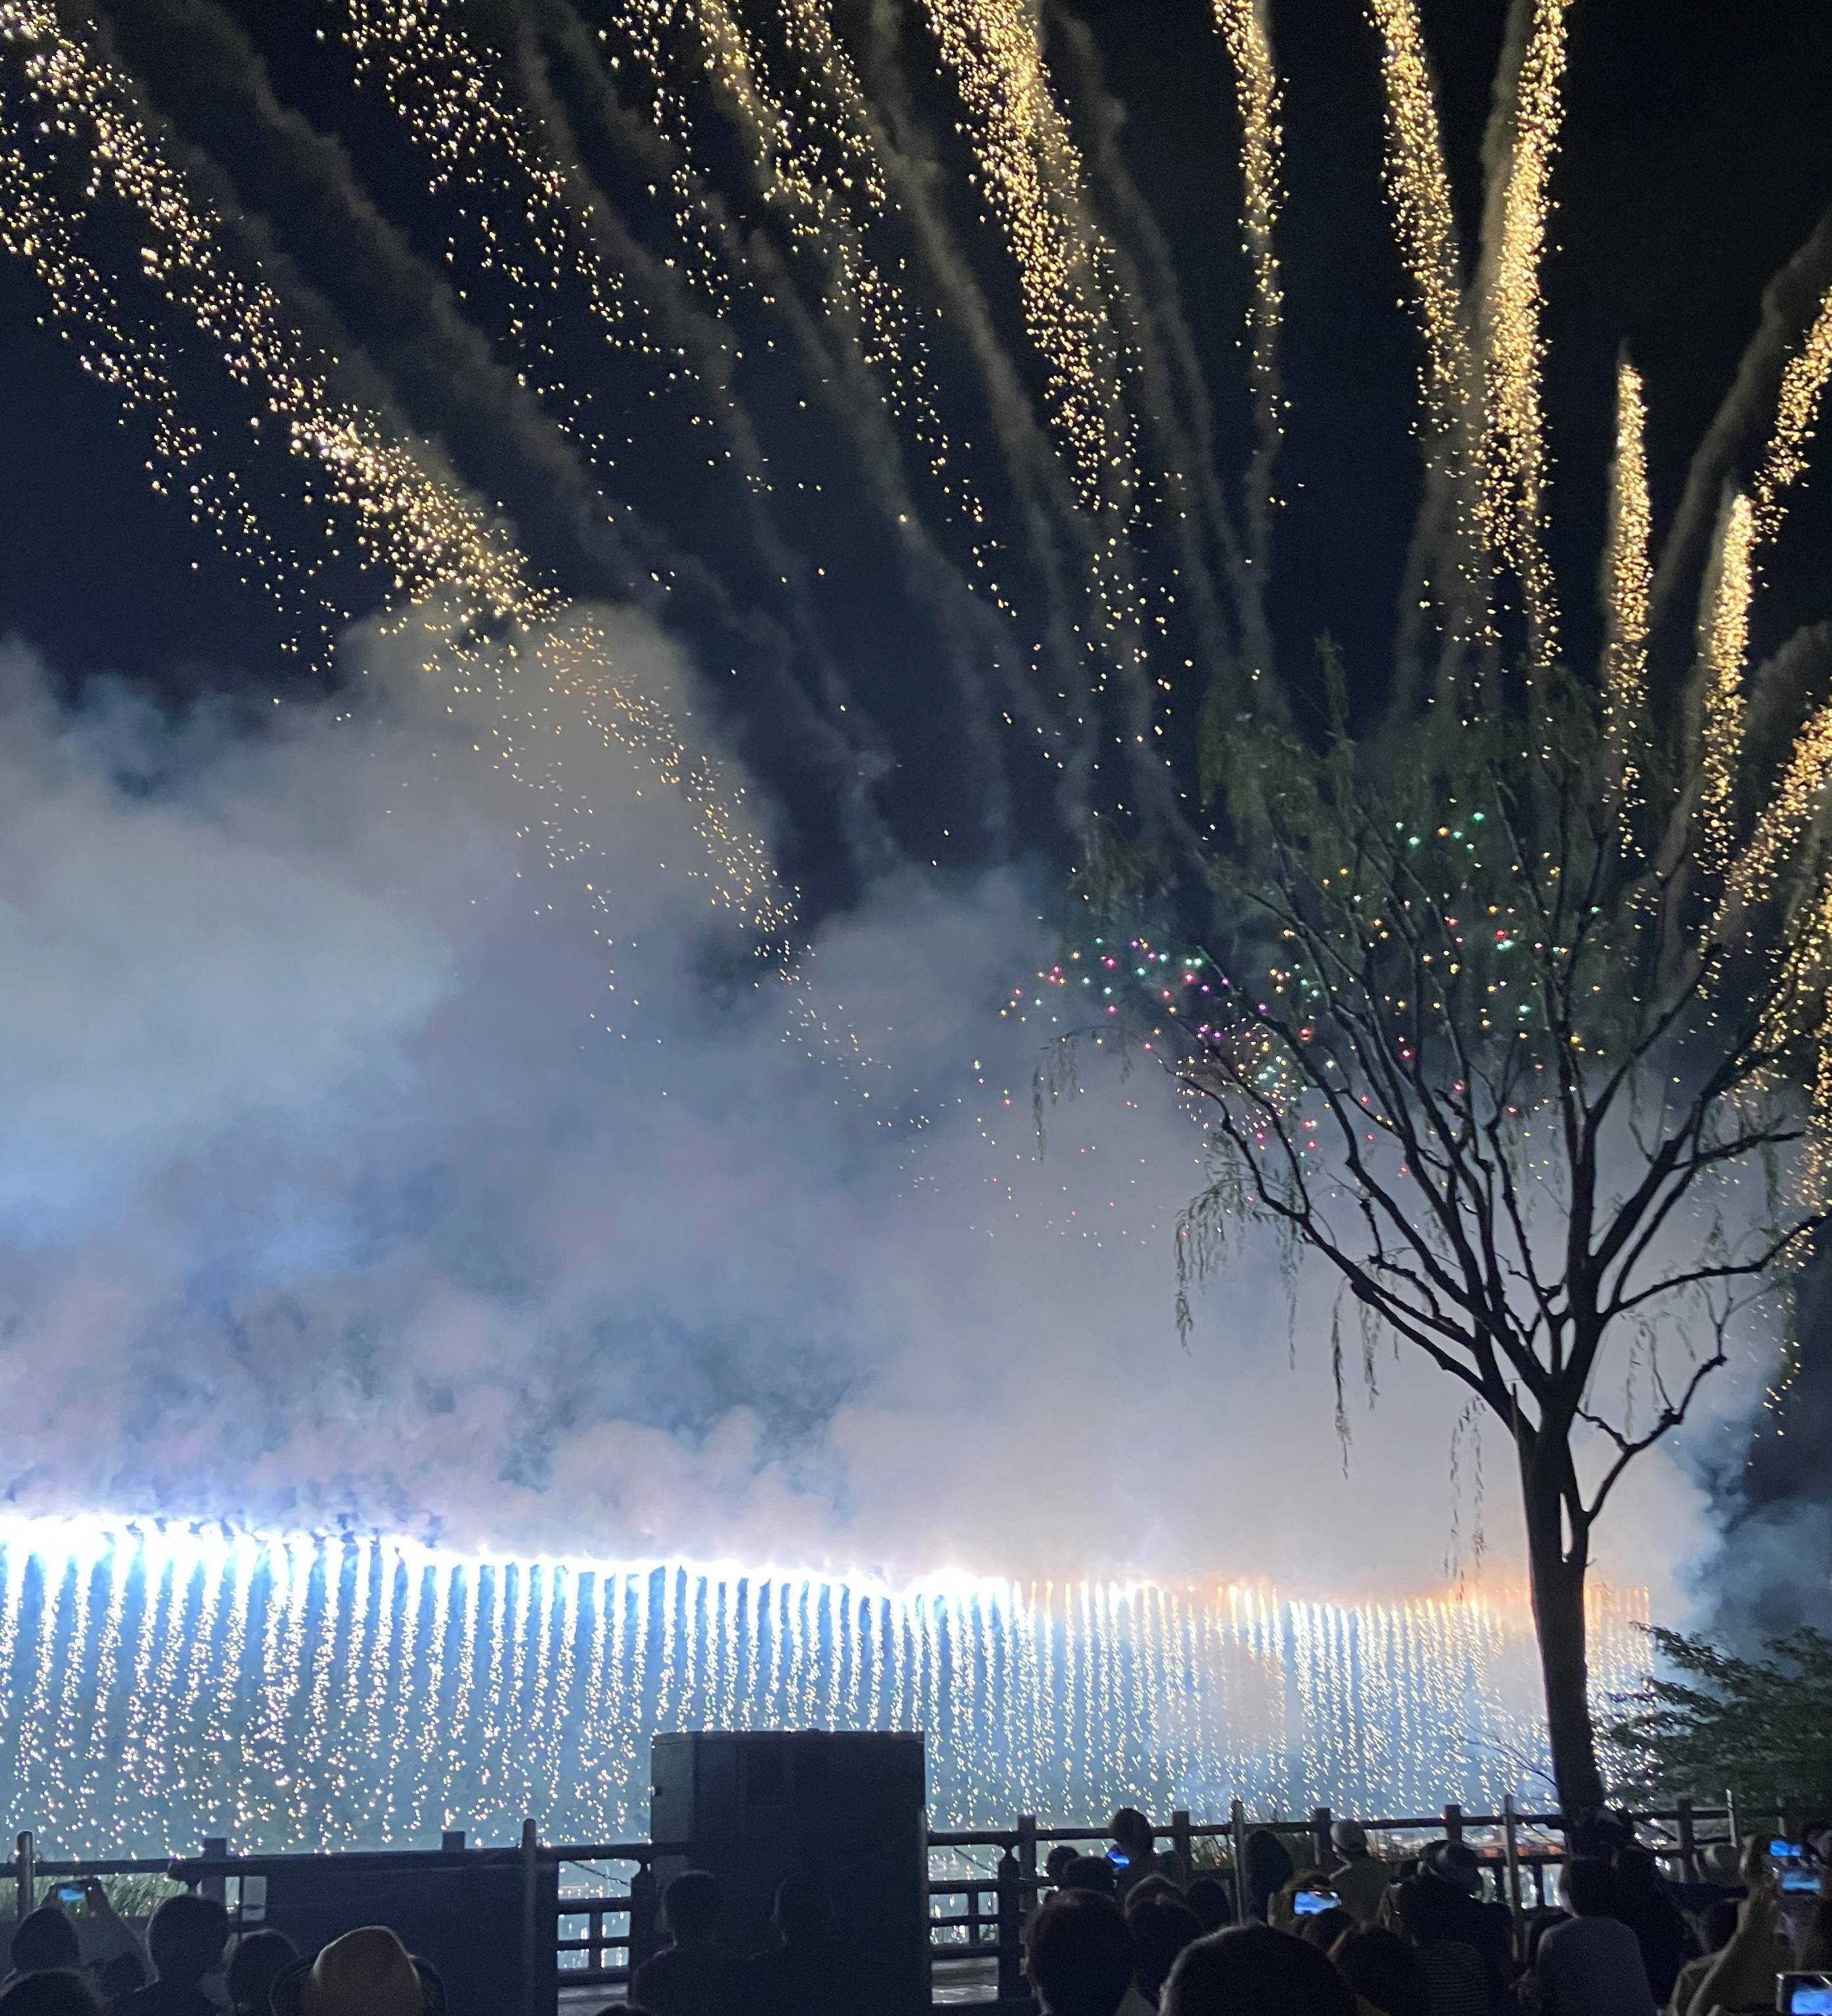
{"left": 649, "top": 1728, "right": 928, "bottom": 2014}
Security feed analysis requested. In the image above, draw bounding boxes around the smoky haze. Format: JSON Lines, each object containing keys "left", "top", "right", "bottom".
{"left": 0, "top": 612, "right": 1766, "bottom": 1620}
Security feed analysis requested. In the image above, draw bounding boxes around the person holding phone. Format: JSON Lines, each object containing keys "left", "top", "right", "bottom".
{"left": 1109, "top": 1811, "right": 1184, "bottom": 1902}
{"left": 4, "top": 1885, "right": 140, "bottom": 1995}
{"left": 1675, "top": 1860, "right": 1794, "bottom": 2016}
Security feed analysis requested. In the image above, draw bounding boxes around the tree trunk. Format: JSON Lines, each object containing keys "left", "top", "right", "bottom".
{"left": 1520, "top": 1454, "right": 1607, "bottom": 1817}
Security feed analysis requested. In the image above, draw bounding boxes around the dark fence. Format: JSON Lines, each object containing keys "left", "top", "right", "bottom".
{"left": 7, "top": 1792, "right": 1755, "bottom": 2012}
{"left": 924, "top": 1794, "right": 1752, "bottom": 2007}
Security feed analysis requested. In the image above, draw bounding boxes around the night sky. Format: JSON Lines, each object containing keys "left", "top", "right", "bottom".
{"left": 5, "top": 0, "right": 1832, "bottom": 718}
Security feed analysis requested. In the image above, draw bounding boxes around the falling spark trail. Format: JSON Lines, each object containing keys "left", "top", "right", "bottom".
{"left": 1362, "top": 0, "right": 1519, "bottom": 697}
{"left": 1754, "top": 285, "right": 1832, "bottom": 541}
{"left": 1699, "top": 490, "right": 1758, "bottom": 871}
{"left": 1603, "top": 358, "right": 1653, "bottom": 813}
{"left": 1210, "top": 0, "right": 1286, "bottom": 577}
{"left": 1477, "top": 0, "right": 1568, "bottom": 669}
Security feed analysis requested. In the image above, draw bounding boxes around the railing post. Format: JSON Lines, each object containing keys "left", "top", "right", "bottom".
{"left": 1677, "top": 1797, "right": 1698, "bottom": 1884}
{"left": 1230, "top": 1800, "right": 1248, "bottom": 1923}
{"left": 200, "top": 1837, "right": 228, "bottom": 1908}
{"left": 1311, "top": 1808, "right": 1332, "bottom": 1873}
{"left": 1501, "top": 1795, "right": 1524, "bottom": 1957}
{"left": 997, "top": 1842, "right": 1023, "bottom": 2004}
{"left": 15, "top": 1833, "right": 34, "bottom": 1927}
{"left": 629, "top": 1855, "right": 661, "bottom": 1973}
{"left": 1017, "top": 1815, "right": 1039, "bottom": 1923}
{"left": 518, "top": 1817, "right": 540, "bottom": 2016}
{"left": 1171, "top": 1810, "right": 1193, "bottom": 1885}
{"left": 1443, "top": 1802, "right": 1463, "bottom": 1846}
{"left": 440, "top": 1830, "right": 465, "bottom": 1853}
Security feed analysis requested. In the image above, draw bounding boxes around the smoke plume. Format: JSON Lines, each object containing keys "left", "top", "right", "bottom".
{"left": 0, "top": 613, "right": 1758, "bottom": 1628}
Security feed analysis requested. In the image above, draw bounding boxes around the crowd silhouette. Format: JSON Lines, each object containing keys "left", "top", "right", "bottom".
{"left": 3, "top": 1808, "right": 1829, "bottom": 2016}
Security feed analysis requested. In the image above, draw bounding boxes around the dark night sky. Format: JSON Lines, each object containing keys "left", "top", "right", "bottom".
{"left": 6, "top": 0, "right": 1832, "bottom": 712}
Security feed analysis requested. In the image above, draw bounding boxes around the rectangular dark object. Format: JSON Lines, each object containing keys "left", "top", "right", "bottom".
{"left": 650, "top": 1729, "right": 928, "bottom": 2016}
{"left": 259, "top": 1856, "right": 552, "bottom": 2016}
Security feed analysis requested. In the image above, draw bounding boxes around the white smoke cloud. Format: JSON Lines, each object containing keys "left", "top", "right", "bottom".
{"left": 0, "top": 615, "right": 1755, "bottom": 1619}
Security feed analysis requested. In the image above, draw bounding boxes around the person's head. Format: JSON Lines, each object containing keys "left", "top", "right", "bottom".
{"left": 0, "top": 1975, "right": 102, "bottom": 2016}
{"left": 1612, "top": 1844, "right": 1660, "bottom": 1894}
{"left": 1112, "top": 1809, "right": 1156, "bottom": 1862}
{"left": 1421, "top": 1840, "right": 1482, "bottom": 1899}
{"left": 281, "top": 1927, "right": 424, "bottom": 2016}
{"left": 96, "top": 1956, "right": 147, "bottom": 2002}
{"left": 772, "top": 1871, "right": 831, "bottom": 1948}
{"left": 1296, "top": 1906, "right": 1353, "bottom": 1954}
{"left": 1184, "top": 1877, "right": 1234, "bottom": 1934}
{"left": 8, "top": 1911, "right": 78, "bottom": 1979}
{"left": 1060, "top": 1855, "right": 1118, "bottom": 1897}
{"left": 1162, "top": 1925, "right": 1355, "bottom": 2016}
{"left": 1045, "top": 1844, "right": 1081, "bottom": 1887}
{"left": 147, "top": 1894, "right": 230, "bottom": 1988}
{"left": 1394, "top": 1873, "right": 1465, "bottom": 1949}
{"left": 1559, "top": 1856, "right": 1619, "bottom": 1919}
{"left": 1331, "top": 1820, "right": 1369, "bottom": 1860}
{"left": 1128, "top": 1896, "right": 1201, "bottom": 2001}
{"left": 1244, "top": 1831, "right": 1294, "bottom": 1894}
{"left": 1026, "top": 1892, "right": 1133, "bottom": 2016}
{"left": 661, "top": 1871, "right": 722, "bottom": 1946}
{"left": 1332, "top": 1926, "right": 1430, "bottom": 2016}
{"left": 1125, "top": 1875, "right": 1180, "bottom": 1914}
{"left": 226, "top": 1930, "right": 299, "bottom": 2016}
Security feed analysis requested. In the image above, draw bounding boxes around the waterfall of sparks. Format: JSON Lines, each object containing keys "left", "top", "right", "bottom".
{"left": 1210, "top": 0, "right": 1286, "bottom": 589}
{"left": 916, "top": 0, "right": 1178, "bottom": 769}
{"left": 0, "top": 1515, "right": 1649, "bottom": 1855}
{"left": 1602, "top": 358, "right": 1653, "bottom": 815}
{"left": 1717, "top": 701, "right": 1832, "bottom": 943}
{"left": 1753, "top": 284, "right": 1832, "bottom": 542}
{"left": 1698, "top": 490, "right": 1758, "bottom": 872}
{"left": 1478, "top": 0, "right": 1568, "bottom": 671}
{"left": 1364, "top": 0, "right": 1488, "bottom": 645}
{"left": 335, "top": 0, "right": 995, "bottom": 663}
{"left": 1701, "top": 285, "right": 1832, "bottom": 926}
{"left": 0, "top": 1, "right": 793, "bottom": 954}
{"left": 918, "top": 0, "right": 1127, "bottom": 515}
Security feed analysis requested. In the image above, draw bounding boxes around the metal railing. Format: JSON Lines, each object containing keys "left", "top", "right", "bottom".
{"left": 548, "top": 1840, "right": 683, "bottom": 1990}
{"left": 924, "top": 1796, "right": 1747, "bottom": 2008}
{"left": 7, "top": 1793, "right": 1758, "bottom": 2013}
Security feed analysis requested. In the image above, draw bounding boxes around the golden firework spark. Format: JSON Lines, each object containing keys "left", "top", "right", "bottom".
{"left": 1754, "top": 283, "right": 1832, "bottom": 542}
{"left": 1210, "top": 0, "right": 1284, "bottom": 559}
{"left": 919, "top": 0, "right": 1126, "bottom": 515}
{"left": 1478, "top": 0, "right": 1568, "bottom": 669}
{"left": 0, "top": 0, "right": 789, "bottom": 949}
{"left": 1698, "top": 488, "right": 1757, "bottom": 872}
{"left": 1601, "top": 357, "right": 1651, "bottom": 812}
{"left": 1365, "top": 0, "right": 1486, "bottom": 636}
{"left": 1716, "top": 699, "right": 1832, "bottom": 939}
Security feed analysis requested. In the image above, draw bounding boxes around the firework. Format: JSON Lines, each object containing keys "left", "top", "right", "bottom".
{"left": 1602, "top": 358, "right": 1653, "bottom": 815}
{"left": 1699, "top": 490, "right": 1758, "bottom": 873}
{"left": 1476, "top": 0, "right": 1568, "bottom": 670}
